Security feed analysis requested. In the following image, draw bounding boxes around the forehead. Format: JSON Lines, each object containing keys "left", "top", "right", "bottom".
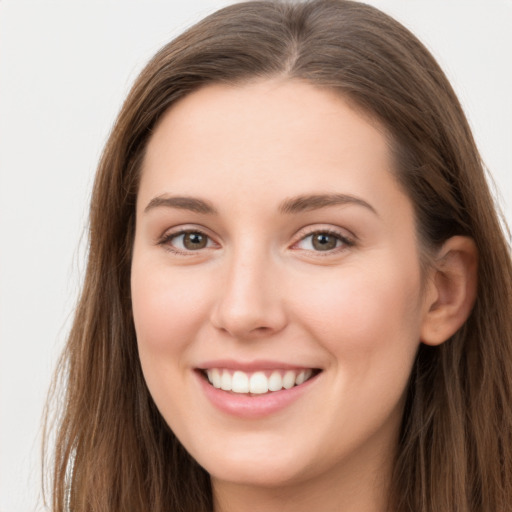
{"left": 138, "top": 79, "right": 408, "bottom": 219}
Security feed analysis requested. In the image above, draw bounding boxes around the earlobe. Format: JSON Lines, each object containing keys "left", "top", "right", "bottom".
{"left": 421, "top": 236, "right": 478, "bottom": 346}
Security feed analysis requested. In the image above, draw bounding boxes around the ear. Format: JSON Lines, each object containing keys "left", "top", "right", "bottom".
{"left": 421, "top": 236, "right": 478, "bottom": 346}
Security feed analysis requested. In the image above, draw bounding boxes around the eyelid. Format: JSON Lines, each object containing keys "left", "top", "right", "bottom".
{"left": 156, "top": 223, "right": 355, "bottom": 256}
{"left": 157, "top": 225, "right": 220, "bottom": 255}
{"left": 290, "top": 225, "right": 356, "bottom": 253}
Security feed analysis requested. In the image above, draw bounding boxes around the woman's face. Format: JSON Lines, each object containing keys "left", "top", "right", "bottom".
{"left": 131, "top": 80, "right": 431, "bottom": 492}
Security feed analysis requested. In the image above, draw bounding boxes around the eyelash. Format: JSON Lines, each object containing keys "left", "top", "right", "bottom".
{"left": 292, "top": 228, "right": 355, "bottom": 255}
{"left": 158, "top": 227, "right": 355, "bottom": 256}
{"left": 158, "top": 229, "right": 217, "bottom": 256}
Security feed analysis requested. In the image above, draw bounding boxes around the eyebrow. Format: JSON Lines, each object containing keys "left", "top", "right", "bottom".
{"left": 278, "top": 193, "right": 378, "bottom": 216}
{"left": 143, "top": 192, "right": 377, "bottom": 216}
{"left": 144, "top": 195, "right": 218, "bottom": 215}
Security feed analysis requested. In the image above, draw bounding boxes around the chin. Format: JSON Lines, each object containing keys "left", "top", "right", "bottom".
{"left": 189, "top": 434, "right": 319, "bottom": 488}
{"left": 206, "top": 458, "right": 306, "bottom": 488}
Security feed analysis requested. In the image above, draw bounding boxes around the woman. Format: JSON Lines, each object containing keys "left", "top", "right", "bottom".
{"left": 45, "top": 1, "right": 512, "bottom": 511}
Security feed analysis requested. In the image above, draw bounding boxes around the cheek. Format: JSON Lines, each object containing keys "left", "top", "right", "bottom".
{"left": 291, "top": 257, "right": 424, "bottom": 364}
{"left": 130, "top": 262, "right": 217, "bottom": 422}
{"left": 130, "top": 264, "right": 219, "bottom": 436}
{"left": 131, "top": 264, "right": 212, "bottom": 355}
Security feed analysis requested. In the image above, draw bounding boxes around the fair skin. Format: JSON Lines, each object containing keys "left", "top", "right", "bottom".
{"left": 131, "top": 79, "right": 477, "bottom": 512}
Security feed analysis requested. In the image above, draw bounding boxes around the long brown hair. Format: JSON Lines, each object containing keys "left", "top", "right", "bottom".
{"left": 44, "top": 1, "right": 512, "bottom": 510}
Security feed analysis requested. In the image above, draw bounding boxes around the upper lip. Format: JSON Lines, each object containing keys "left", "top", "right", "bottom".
{"left": 196, "top": 359, "right": 321, "bottom": 372}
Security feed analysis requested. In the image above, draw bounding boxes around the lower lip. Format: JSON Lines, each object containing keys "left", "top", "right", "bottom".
{"left": 196, "top": 371, "right": 320, "bottom": 419}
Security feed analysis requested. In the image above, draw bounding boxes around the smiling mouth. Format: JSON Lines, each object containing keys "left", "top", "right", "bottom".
{"left": 199, "top": 368, "right": 321, "bottom": 395}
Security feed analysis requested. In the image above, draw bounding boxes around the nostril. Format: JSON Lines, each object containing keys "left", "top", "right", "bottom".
{"left": 211, "top": 312, "right": 286, "bottom": 339}
{"left": 252, "top": 326, "right": 272, "bottom": 333}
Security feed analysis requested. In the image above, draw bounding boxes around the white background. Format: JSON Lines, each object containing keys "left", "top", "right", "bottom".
{"left": 0, "top": 1, "right": 510, "bottom": 511}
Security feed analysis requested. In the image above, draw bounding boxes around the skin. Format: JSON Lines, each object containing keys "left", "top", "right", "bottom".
{"left": 131, "top": 79, "right": 469, "bottom": 512}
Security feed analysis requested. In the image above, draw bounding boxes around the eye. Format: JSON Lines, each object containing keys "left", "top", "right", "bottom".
{"left": 294, "top": 230, "right": 353, "bottom": 252}
{"left": 160, "top": 230, "right": 215, "bottom": 253}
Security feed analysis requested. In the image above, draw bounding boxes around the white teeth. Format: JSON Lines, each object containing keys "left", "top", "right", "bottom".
{"left": 232, "top": 371, "right": 249, "bottom": 393}
{"left": 302, "top": 369, "right": 313, "bottom": 383}
{"left": 282, "top": 370, "right": 295, "bottom": 389}
{"left": 211, "top": 368, "right": 222, "bottom": 388}
{"left": 249, "top": 372, "right": 268, "bottom": 394}
{"left": 220, "top": 370, "right": 232, "bottom": 391}
{"left": 295, "top": 370, "right": 306, "bottom": 385}
{"left": 205, "top": 368, "right": 316, "bottom": 394}
{"left": 268, "top": 371, "right": 283, "bottom": 391}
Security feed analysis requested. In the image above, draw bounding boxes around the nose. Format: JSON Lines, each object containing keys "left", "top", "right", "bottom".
{"left": 210, "top": 248, "right": 288, "bottom": 340}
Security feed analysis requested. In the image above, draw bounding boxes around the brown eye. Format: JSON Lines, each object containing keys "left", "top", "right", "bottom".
{"left": 294, "top": 230, "right": 352, "bottom": 253}
{"left": 182, "top": 232, "right": 208, "bottom": 250}
{"left": 165, "top": 231, "right": 212, "bottom": 252}
{"left": 311, "top": 233, "right": 339, "bottom": 251}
